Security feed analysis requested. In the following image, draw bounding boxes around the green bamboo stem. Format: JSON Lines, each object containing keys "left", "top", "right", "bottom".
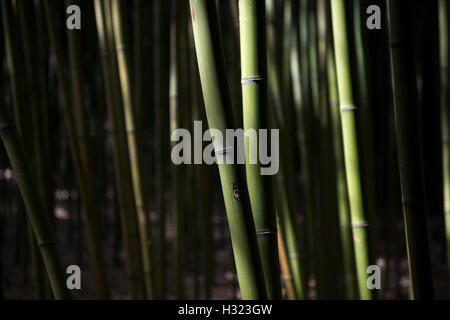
{"left": 93, "top": 0, "right": 141, "bottom": 299}
{"left": 103, "top": 0, "right": 145, "bottom": 299}
{"left": 111, "top": 0, "right": 155, "bottom": 299}
{"left": 189, "top": 27, "right": 214, "bottom": 299}
{"left": 439, "top": 0, "right": 450, "bottom": 281}
{"left": 298, "top": 0, "right": 318, "bottom": 294}
{"left": 43, "top": 0, "right": 110, "bottom": 299}
{"left": 189, "top": 0, "right": 267, "bottom": 300}
{"left": 317, "top": 0, "right": 343, "bottom": 299}
{"left": 265, "top": 0, "right": 306, "bottom": 300}
{"left": 352, "top": 0, "right": 378, "bottom": 267}
{"left": 387, "top": 0, "right": 434, "bottom": 299}
{"left": 3, "top": 0, "right": 46, "bottom": 299}
{"left": 239, "top": 0, "right": 281, "bottom": 300}
{"left": 330, "top": 0, "right": 374, "bottom": 300}
{"left": 277, "top": 221, "right": 296, "bottom": 300}
{"left": 327, "top": 46, "right": 358, "bottom": 300}
{"left": 0, "top": 105, "right": 70, "bottom": 300}
{"left": 66, "top": 1, "right": 104, "bottom": 255}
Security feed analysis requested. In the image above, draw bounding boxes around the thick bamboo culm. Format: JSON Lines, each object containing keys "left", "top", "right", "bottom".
{"left": 189, "top": 0, "right": 267, "bottom": 299}
{"left": 238, "top": 0, "right": 281, "bottom": 300}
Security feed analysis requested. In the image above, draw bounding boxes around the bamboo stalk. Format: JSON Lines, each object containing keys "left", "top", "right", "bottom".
{"left": 111, "top": 0, "right": 155, "bottom": 299}
{"left": 387, "top": 0, "right": 434, "bottom": 299}
{"left": 43, "top": 0, "right": 110, "bottom": 299}
{"left": 239, "top": 0, "right": 281, "bottom": 300}
{"left": 327, "top": 45, "right": 358, "bottom": 300}
{"left": 277, "top": 221, "right": 296, "bottom": 300}
{"left": 265, "top": 0, "right": 306, "bottom": 300}
{"left": 439, "top": 0, "right": 450, "bottom": 281}
{"left": 93, "top": 0, "right": 142, "bottom": 299}
{"left": 0, "top": 105, "right": 70, "bottom": 300}
{"left": 330, "top": 0, "right": 374, "bottom": 300}
{"left": 189, "top": 0, "right": 267, "bottom": 299}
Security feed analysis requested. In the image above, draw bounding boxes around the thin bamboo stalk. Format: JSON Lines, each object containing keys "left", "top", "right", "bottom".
{"left": 387, "top": 0, "right": 434, "bottom": 299}
{"left": 153, "top": 0, "right": 170, "bottom": 300}
{"left": 266, "top": 0, "right": 306, "bottom": 300}
{"left": 327, "top": 46, "right": 358, "bottom": 300}
{"left": 189, "top": 0, "right": 267, "bottom": 299}
{"left": 93, "top": 0, "right": 141, "bottom": 299}
{"left": 0, "top": 105, "right": 70, "bottom": 300}
{"left": 43, "top": 0, "right": 110, "bottom": 299}
{"left": 111, "top": 0, "right": 155, "bottom": 299}
{"left": 439, "top": 0, "right": 450, "bottom": 280}
{"left": 330, "top": 0, "right": 374, "bottom": 300}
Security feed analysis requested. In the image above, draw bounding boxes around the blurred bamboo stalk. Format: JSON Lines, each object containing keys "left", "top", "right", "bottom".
{"left": 387, "top": 0, "right": 434, "bottom": 299}
{"left": 111, "top": 0, "right": 155, "bottom": 299}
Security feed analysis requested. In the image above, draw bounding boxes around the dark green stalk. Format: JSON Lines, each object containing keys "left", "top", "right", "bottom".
{"left": 439, "top": 0, "right": 450, "bottom": 280}
{"left": 93, "top": 0, "right": 141, "bottom": 299}
{"left": 103, "top": 0, "right": 145, "bottom": 299}
{"left": 111, "top": 0, "right": 155, "bottom": 299}
{"left": 387, "top": 0, "right": 434, "bottom": 299}
{"left": 0, "top": 105, "right": 70, "bottom": 299}
{"left": 153, "top": 0, "right": 170, "bottom": 300}
{"left": 43, "top": 0, "right": 110, "bottom": 299}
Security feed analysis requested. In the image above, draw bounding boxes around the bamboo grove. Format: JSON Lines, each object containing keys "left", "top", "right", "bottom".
{"left": 0, "top": 0, "right": 449, "bottom": 300}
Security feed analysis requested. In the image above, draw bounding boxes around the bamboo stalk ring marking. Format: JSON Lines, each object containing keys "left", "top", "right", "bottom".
{"left": 241, "top": 76, "right": 265, "bottom": 84}
{"left": 256, "top": 229, "right": 276, "bottom": 237}
{"left": 340, "top": 105, "right": 358, "bottom": 112}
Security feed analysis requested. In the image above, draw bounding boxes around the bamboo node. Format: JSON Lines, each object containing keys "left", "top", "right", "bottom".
{"left": 288, "top": 252, "right": 299, "bottom": 259}
{"left": 241, "top": 76, "right": 265, "bottom": 84}
{"left": 115, "top": 44, "right": 125, "bottom": 52}
{"left": 215, "top": 147, "right": 234, "bottom": 156}
{"left": 340, "top": 105, "right": 357, "bottom": 112}
{"left": 256, "top": 229, "right": 276, "bottom": 236}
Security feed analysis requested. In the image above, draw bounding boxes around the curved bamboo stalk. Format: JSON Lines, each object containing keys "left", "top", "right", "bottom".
{"left": 0, "top": 105, "right": 70, "bottom": 300}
